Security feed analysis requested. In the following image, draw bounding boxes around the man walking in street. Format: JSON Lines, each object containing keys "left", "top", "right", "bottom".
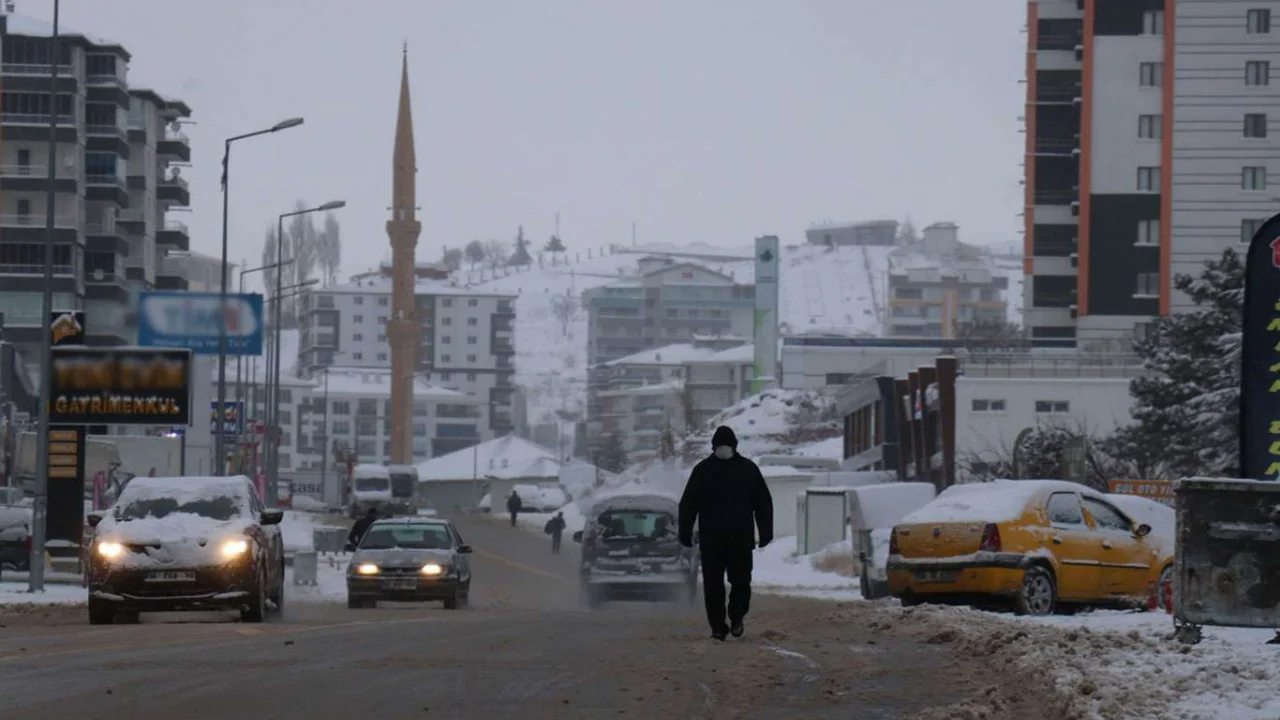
{"left": 678, "top": 425, "right": 773, "bottom": 641}
{"left": 545, "top": 511, "right": 567, "bottom": 554}
{"left": 347, "top": 507, "right": 378, "bottom": 550}
{"left": 506, "top": 490, "right": 523, "bottom": 527}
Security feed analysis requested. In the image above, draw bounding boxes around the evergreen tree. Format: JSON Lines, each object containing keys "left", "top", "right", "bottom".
{"left": 1127, "top": 249, "right": 1242, "bottom": 478}
{"left": 509, "top": 225, "right": 533, "bottom": 266}
{"left": 441, "top": 246, "right": 463, "bottom": 271}
{"left": 595, "top": 433, "right": 628, "bottom": 473}
{"left": 896, "top": 217, "right": 920, "bottom": 245}
{"left": 463, "top": 239, "right": 486, "bottom": 269}
{"left": 544, "top": 233, "right": 567, "bottom": 253}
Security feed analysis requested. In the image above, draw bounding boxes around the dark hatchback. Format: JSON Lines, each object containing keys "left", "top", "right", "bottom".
{"left": 86, "top": 475, "right": 286, "bottom": 625}
{"left": 346, "top": 518, "right": 473, "bottom": 609}
{"left": 574, "top": 492, "right": 698, "bottom": 607}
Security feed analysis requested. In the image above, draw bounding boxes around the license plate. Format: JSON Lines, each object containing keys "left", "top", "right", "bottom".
{"left": 383, "top": 578, "right": 418, "bottom": 590}
{"left": 915, "top": 570, "right": 958, "bottom": 584}
{"left": 145, "top": 571, "right": 195, "bottom": 582}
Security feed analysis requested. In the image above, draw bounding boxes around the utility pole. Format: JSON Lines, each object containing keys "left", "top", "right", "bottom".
{"left": 28, "top": 0, "right": 61, "bottom": 592}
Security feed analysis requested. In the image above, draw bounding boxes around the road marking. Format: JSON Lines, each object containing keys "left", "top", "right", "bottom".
{"left": 473, "top": 548, "right": 569, "bottom": 582}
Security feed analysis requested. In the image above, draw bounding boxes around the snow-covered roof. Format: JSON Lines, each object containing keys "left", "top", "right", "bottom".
{"left": 601, "top": 343, "right": 720, "bottom": 367}
{"left": 597, "top": 380, "right": 683, "bottom": 397}
{"left": 322, "top": 275, "right": 515, "bottom": 299}
{"left": 684, "top": 343, "right": 755, "bottom": 365}
{"left": 319, "top": 369, "right": 468, "bottom": 399}
{"left": 415, "top": 435, "right": 561, "bottom": 481}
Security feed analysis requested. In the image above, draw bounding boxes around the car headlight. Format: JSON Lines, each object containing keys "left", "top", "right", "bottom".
{"left": 221, "top": 539, "right": 249, "bottom": 560}
{"left": 421, "top": 563, "right": 444, "bottom": 576}
{"left": 96, "top": 541, "right": 124, "bottom": 559}
{"left": 356, "top": 563, "right": 380, "bottom": 575}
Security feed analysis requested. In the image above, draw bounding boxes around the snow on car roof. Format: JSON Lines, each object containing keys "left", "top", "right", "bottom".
{"left": 118, "top": 475, "right": 252, "bottom": 501}
{"left": 588, "top": 486, "right": 681, "bottom": 515}
{"left": 370, "top": 517, "right": 450, "bottom": 526}
{"left": 899, "top": 479, "right": 1099, "bottom": 525}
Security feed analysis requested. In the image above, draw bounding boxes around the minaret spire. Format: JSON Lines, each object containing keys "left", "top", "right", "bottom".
{"left": 386, "top": 46, "right": 421, "bottom": 465}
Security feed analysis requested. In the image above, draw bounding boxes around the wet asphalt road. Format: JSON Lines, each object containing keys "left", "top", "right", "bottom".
{"left": 0, "top": 514, "right": 984, "bottom": 719}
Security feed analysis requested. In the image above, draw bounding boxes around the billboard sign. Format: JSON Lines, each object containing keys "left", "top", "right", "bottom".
{"left": 1106, "top": 479, "right": 1175, "bottom": 507}
{"left": 1239, "top": 212, "right": 1280, "bottom": 479}
{"left": 211, "top": 400, "right": 244, "bottom": 437}
{"left": 49, "top": 347, "right": 193, "bottom": 425}
{"left": 137, "top": 292, "right": 264, "bottom": 356}
{"left": 49, "top": 310, "right": 86, "bottom": 346}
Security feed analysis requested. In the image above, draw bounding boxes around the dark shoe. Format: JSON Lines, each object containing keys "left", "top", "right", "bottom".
{"left": 711, "top": 629, "right": 727, "bottom": 641}
{"left": 730, "top": 621, "right": 744, "bottom": 638}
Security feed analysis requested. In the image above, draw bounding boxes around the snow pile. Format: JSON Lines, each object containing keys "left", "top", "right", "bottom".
{"left": 754, "top": 536, "right": 858, "bottom": 593}
{"left": 0, "top": 583, "right": 87, "bottom": 607}
{"left": 680, "top": 387, "right": 843, "bottom": 463}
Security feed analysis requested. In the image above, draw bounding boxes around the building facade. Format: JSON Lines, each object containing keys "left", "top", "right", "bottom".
{"left": 1023, "top": 0, "right": 1280, "bottom": 349}
{"left": 804, "top": 220, "right": 899, "bottom": 247}
{"left": 296, "top": 274, "right": 516, "bottom": 436}
{"left": 886, "top": 223, "right": 1010, "bottom": 339}
{"left": 0, "top": 12, "right": 192, "bottom": 362}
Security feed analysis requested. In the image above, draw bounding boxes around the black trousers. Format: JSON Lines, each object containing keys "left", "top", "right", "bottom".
{"left": 699, "top": 544, "right": 753, "bottom": 632}
{"left": 509, "top": 511, "right": 518, "bottom": 526}
{"left": 551, "top": 533, "right": 562, "bottom": 553}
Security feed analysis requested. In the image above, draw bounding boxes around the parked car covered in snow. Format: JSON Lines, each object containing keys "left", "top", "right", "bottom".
{"left": 85, "top": 475, "right": 286, "bottom": 625}
{"left": 0, "top": 505, "right": 32, "bottom": 575}
{"left": 572, "top": 489, "right": 698, "bottom": 608}
{"left": 887, "top": 480, "right": 1172, "bottom": 616}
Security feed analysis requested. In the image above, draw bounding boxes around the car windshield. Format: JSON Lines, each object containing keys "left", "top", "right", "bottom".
{"left": 390, "top": 474, "right": 415, "bottom": 497}
{"left": 596, "top": 510, "right": 676, "bottom": 541}
{"left": 115, "top": 493, "right": 243, "bottom": 522}
{"left": 359, "top": 524, "right": 453, "bottom": 550}
{"left": 355, "top": 476, "right": 389, "bottom": 492}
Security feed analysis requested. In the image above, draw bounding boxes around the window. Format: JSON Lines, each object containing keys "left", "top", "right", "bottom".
{"left": 1137, "top": 167, "right": 1161, "bottom": 192}
{"left": 378, "top": 297, "right": 389, "bottom": 307}
{"left": 1135, "top": 272, "right": 1159, "bottom": 297}
{"left": 1082, "top": 498, "right": 1133, "bottom": 533}
{"left": 378, "top": 316, "right": 388, "bottom": 324}
{"left": 353, "top": 333, "right": 363, "bottom": 342}
{"left": 442, "top": 336, "right": 452, "bottom": 345}
{"left": 16, "top": 199, "right": 30, "bottom": 219}
{"left": 467, "top": 317, "right": 477, "bottom": 326}
{"left": 442, "top": 299, "right": 453, "bottom": 308}
{"left": 970, "top": 399, "right": 1007, "bottom": 413}
{"left": 352, "top": 352, "right": 363, "bottom": 360}
{"left": 442, "top": 317, "right": 452, "bottom": 326}
{"left": 1139, "top": 62, "right": 1163, "bottom": 87}
{"left": 440, "top": 372, "right": 452, "bottom": 381}
{"left": 467, "top": 336, "right": 477, "bottom": 345}
{"left": 1035, "top": 400, "right": 1070, "bottom": 414}
{"left": 1248, "top": 8, "right": 1272, "bottom": 34}
{"left": 354, "top": 296, "right": 363, "bottom": 305}
{"left": 354, "top": 315, "right": 364, "bottom": 323}
{"left": 441, "top": 354, "right": 451, "bottom": 363}
{"left": 1142, "top": 9, "right": 1164, "bottom": 34}
{"left": 467, "top": 373, "right": 477, "bottom": 382}
{"left": 377, "top": 334, "right": 387, "bottom": 342}
{"left": 467, "top": 354, "right": 477, "bottom": 363}
{"left": 1047, "top": 493, "right": 1086, "bottom": 526}
{"left": 377, "top": 353, "right": 387, "bottom": 362}
{"left": 468, "top": 299, "right": 478, "bottom": 307}
{"left": 1243, "top": 218, "right": 1267, "bottom": 242}
{"left": 1138, "top": 114, "right": 1161, "bottom": 139}
{"left": 1244, "top": 113, "right": 1268, "bottom": 138}
{"left": 1246, "top": 61, "right": 1270, "bottom": 86}
{"left": 16, "top": 148, "right": 29, "bottom": 171}
{"left": 1136, "top": 219, "right": 1160, "bottom": 246}
{"left": 1243, "top": 166, "right": 1268, "bottom": 191}
{"left": 332, "top": 401, "right": 350, "bottom": 415}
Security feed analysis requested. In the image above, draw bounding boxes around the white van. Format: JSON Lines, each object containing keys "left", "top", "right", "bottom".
{"left": 386, "top": 465, "right": 420, "bottom": 516}
{"left": 349, "top": 464, "right": 393, "bottom": 518}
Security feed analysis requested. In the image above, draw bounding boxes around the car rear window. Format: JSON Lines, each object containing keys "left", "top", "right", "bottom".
{"left": 596, "top": 510, "right": 675, "bottom": 540}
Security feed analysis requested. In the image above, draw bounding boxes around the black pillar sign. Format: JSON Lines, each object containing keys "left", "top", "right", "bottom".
{"left": 1238, "top": 211, "right": 1280, "bottom": 480}
{"left": 46, "top": 426, "right": 86, "bottom": 545}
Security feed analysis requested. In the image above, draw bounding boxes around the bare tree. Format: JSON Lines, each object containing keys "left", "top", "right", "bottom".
{"left": 260, "top": 226, "right": 282, "bottom": 296}
{"left": 549, "top": 293, "right": 579, "bottom": 336}
{"left": 315, "top": 212, "right": 342, "bottom": 286}
{"left": 287, "top": 200, "right": 320, "bottom": 289}
{"left": 463, "top": 239, "right": 485, "bottom": 269}
{"left": 956, "top": 319, "right": 1028, "bottom": 352}
{"left": 483, "top": 238, "right": 509, "bottom": 269}
{"left": 441, "top": 246, "right": 463, "bottom": 271}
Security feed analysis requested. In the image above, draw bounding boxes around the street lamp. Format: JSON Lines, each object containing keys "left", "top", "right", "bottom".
{"left": 251, "top": 281, "right": 316, "bottom": 484}
{"left": 215, "top": 116, "right": 305, "bottom": 477}
{"left": 236, "top": 258, "right": 295, "bottom": 418}
{"left": 266, "top": 200, "right": 345, "bottom": 505}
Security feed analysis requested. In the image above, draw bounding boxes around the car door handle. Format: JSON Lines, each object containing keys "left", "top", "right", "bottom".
{"left": 1102, "top": 541, "right": 1112, "bottom": 549}
{"left": 1051, "top": 537, "right": 1062, "bottom": 545}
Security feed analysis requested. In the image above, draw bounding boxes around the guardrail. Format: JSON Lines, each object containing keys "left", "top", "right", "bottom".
{"left": 162, "top": 219, "right": 189, "bottom": 233}
{"left": 0, "top": 263, "right": 74, "bottom": 275}
{"left": 85, "top": 124, "right": 125, "bottom": 136}
{"left": 2, "top": 112, "right": 75, "bottom": 125}
{"left": 163, "top": 128, "right": 189, "bottom": 143}
{"left": 0, "top": 213, "right": 78, "bottom": 228}
{"left": 957, "top": 353, "right": 1146, "bottom": 379}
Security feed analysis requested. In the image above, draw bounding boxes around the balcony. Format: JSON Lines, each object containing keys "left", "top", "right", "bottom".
{"left": 0, "top": 163, "right": 78, "bottom": 193}
{"left": 0, "top": 262, "right": 73, "bottom": 276}
{"left": 157, "top": 129, "right": 191, "bottom": 162}
{"left": 85, "top": 73, "right": 126, "bottom": 87}
{"left": 158, "top": 175, "right": 190, "bottom": 206}
{"left": 0, "top": 213, "right": 78, "bottom": 229}
{"left": 85, "top": 173, "right": 126, "bottom": 188}
{"left": 2, "top": 112, "right": 75, "bottom": 126}
{"left": 1, "top": 63, "right": 73, "bottom": 77}
{"left": 84, "top": 220, "right": 129, "bottom": 254}
{"left": 85, "top": 173, "right": 130, "bottom": 206}
{"left": 117, "top": 208, "right": 146, "bottom": 226}
{"left": 85, "top": 266, "right": 129, "bottom": 301}
{"left": 157, "top": 218, "right": 190, "bottom": 251}
{"left": 85, "top": 123, "right": 126, "bottom": 138}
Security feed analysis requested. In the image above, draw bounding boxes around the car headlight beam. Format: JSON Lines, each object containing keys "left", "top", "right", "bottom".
{"left": 356, "top": 563, "right": 380, "bottom": 575}
{"left": 221, "top": 539, "right": 250, "bottom": 560}
{"left": 421, "top": 563, "right": 444, "bottom": 576}
{"left": 96, "top": 541, "right": 124, "bottom": 559}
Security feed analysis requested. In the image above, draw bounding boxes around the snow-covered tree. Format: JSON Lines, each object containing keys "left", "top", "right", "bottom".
{"left": 595, "top": 433, "right": 628, "bottom": 473}
{"left": 550, "top": 293, "right": 579, "bottom": 336}
{"left": 463, "top": 239, "right": 486, "bottom": 269}
{"left": 957, "top": 318, "right": 1027, "bottom": 352}
{"left": 441, "top": 246, "right": 463, "bottom": 272}
{"left": 315, "top": 212, "right": 342, "bottom": 287}
{"left": 509, "top": 225, "right": 533, "bottom": 266}
{"left": 544, "top": 233, "right": 566, "bottom": 253}
{"left": 896, "top": 217, "right": 920, "bottom": 245}
{"left": 659, "top": 425, "right": 678, "bottom": 461}
{"left": 483, "top": 238, "right": 509, "bottom": 269}
{"left": 1127, "top": 248, "right": 1242, "bottom": 478}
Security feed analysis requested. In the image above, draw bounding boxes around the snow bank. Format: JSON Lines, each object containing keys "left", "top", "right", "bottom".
{"left": 0, "top": 583, "right": 86, "bottom": 606}
{"left": 280, "top": 511, "right": 320, "bottom": 553}
{"left": 753, "top": 536, "right": 857, "bottom": 592}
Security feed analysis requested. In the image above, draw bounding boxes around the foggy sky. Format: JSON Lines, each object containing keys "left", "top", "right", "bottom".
{"left": 33, "top": 0, "right": 1024, "bottom": 291}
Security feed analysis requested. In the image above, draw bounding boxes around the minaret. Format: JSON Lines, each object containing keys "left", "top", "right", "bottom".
{"left": 386, "top": 44, "right": 420, "bottom": 465}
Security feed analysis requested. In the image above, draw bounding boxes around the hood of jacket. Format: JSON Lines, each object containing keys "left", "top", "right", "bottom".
{"left": 711, "top": 426, "right": 738, "bottom": 449}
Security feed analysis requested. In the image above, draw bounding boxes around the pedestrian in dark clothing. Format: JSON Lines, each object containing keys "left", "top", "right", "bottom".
{"left": 545, "top": 511, "right": 567, "bottom": 553}
{"left": 507, "top": 491, "right": 523, "bottom": 527}
{"left": 348, "top": 507, "right": 378, "bottom": 549}
{"left": 678, "top": 426, "right": 773, "bottom": 641}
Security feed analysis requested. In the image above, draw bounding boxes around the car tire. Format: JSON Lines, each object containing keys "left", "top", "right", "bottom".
{"left": 268, "top": 554, "right": 285, "bottom": 615}
{"left": 859, "top": 573, "right": 872, "bottom": 600}
{"left": 1014, "top": 565, "right": 1057, "bottom": 617}
{"left": 347, "top": 596, "right": 365, "bottom": 610}
{"left": 88, "top": 597, "right": 114, "bottom": 625}
{"left": 581, "top": 583, "right": 602, "bottom": 609}
{"left": 444, "top": 591, "right": 460, "bottom": 610}
{"left": 241, "top": 566, "right": 268, "bottom": 623}
{"left": 1158, "top": 565, "right": 1174, "bottom": 613}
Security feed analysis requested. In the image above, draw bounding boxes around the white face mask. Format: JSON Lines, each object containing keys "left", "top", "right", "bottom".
{"left": 714, "top": 446, "right": 734, "bottom": 460}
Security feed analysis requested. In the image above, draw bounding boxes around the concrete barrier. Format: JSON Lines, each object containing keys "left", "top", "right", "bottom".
{"left": 292, "top": 551, "right": 318, "bottom": 586}
{"left": 312, "top": 527, "right": 348, "bottom": 554}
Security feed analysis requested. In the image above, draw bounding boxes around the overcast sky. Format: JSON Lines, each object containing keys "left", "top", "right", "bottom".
{"left": 34, "top": 0, "right": 1024, "bottom": 291}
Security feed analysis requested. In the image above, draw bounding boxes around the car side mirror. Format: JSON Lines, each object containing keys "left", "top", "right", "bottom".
{"left": 86, "top": 512, "right": 104, "bottom": 528}
{"left": 260, "top": 509, "right": 284, "bottom": 526}
{"left": 1135, "top": 523, "right": 1152, "bottom": 538}
{"left": 572, "top": 531, "right": 583, "bottom": 543}
{"left": 343, "top": 541, "right": 357, "bottom": 553}
{"left": 456, "top": 544, "right": 473, "bottom": 554}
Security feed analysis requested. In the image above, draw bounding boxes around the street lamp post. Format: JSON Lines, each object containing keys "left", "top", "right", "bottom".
{"left": 262, "top": 278, "right": 320, "bottom": 505}
{"left": 215, "top": 116, "right": 305, "bottom": 477}
{"left": 236, "top": 259, "right": 295, "bottom": 417}
{"left": 265, "top": 200, "right": 344, "bottom": 506}
{"left": 318, "top": 368, "right": 330, "bottom": 504}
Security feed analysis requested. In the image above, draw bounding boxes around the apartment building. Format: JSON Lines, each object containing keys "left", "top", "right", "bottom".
{"left": 598, "top": 381, "right": 685, "bottom": 465}
{"left": 0, "top": 12, "right": 192, "bottom": 362}
{"left": 296, "top": 271, "right": 516, "bottom": 436}
{"left": 804, "top": 219, "right": 899, "bottom": 247}
{"left": 886, "top": 223, "right": 1010, "bottom": 339}
{"left": 682, "top": 342, "right": 755, "bottom": 427}
{"left": 1023, "top": 0, "right": 1280, "bottom": 349}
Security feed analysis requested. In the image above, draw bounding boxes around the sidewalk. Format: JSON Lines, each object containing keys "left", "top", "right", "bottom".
{"left": 0, "top": 570, "right": 83, "bottom": 586}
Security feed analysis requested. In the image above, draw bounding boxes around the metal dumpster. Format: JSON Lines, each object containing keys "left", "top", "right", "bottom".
{"left": 292, "top": 550, "right": 318, "bottom": 586}
{"left": 1174, "top": 478, "right": 1280, "bottom": 637}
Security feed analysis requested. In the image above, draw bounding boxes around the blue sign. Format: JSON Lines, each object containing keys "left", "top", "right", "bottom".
{"left": 137, "top": 292, "right": 264, "bottom": 355}
{"left": 211, "top": 400, "right": 244, "bottom": 437}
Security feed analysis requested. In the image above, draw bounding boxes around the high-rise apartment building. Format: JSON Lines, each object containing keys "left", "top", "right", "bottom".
{"left": 0, "top": 12, "right": 192, "bottom": 364}
{"left": 1023, "top": 0, "right": 1279, "bottom": 349}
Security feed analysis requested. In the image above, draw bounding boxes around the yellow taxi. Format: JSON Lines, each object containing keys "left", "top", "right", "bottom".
{"left": 886, "top": 480, "right": 1173, "bottom": 615}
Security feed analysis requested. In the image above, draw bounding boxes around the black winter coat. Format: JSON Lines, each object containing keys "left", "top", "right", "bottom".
{"left": 348, "top": 516, "right": 376, "bottom": 546}
{"left": 678, "top": 453, "right": 774, "bottom": 550}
